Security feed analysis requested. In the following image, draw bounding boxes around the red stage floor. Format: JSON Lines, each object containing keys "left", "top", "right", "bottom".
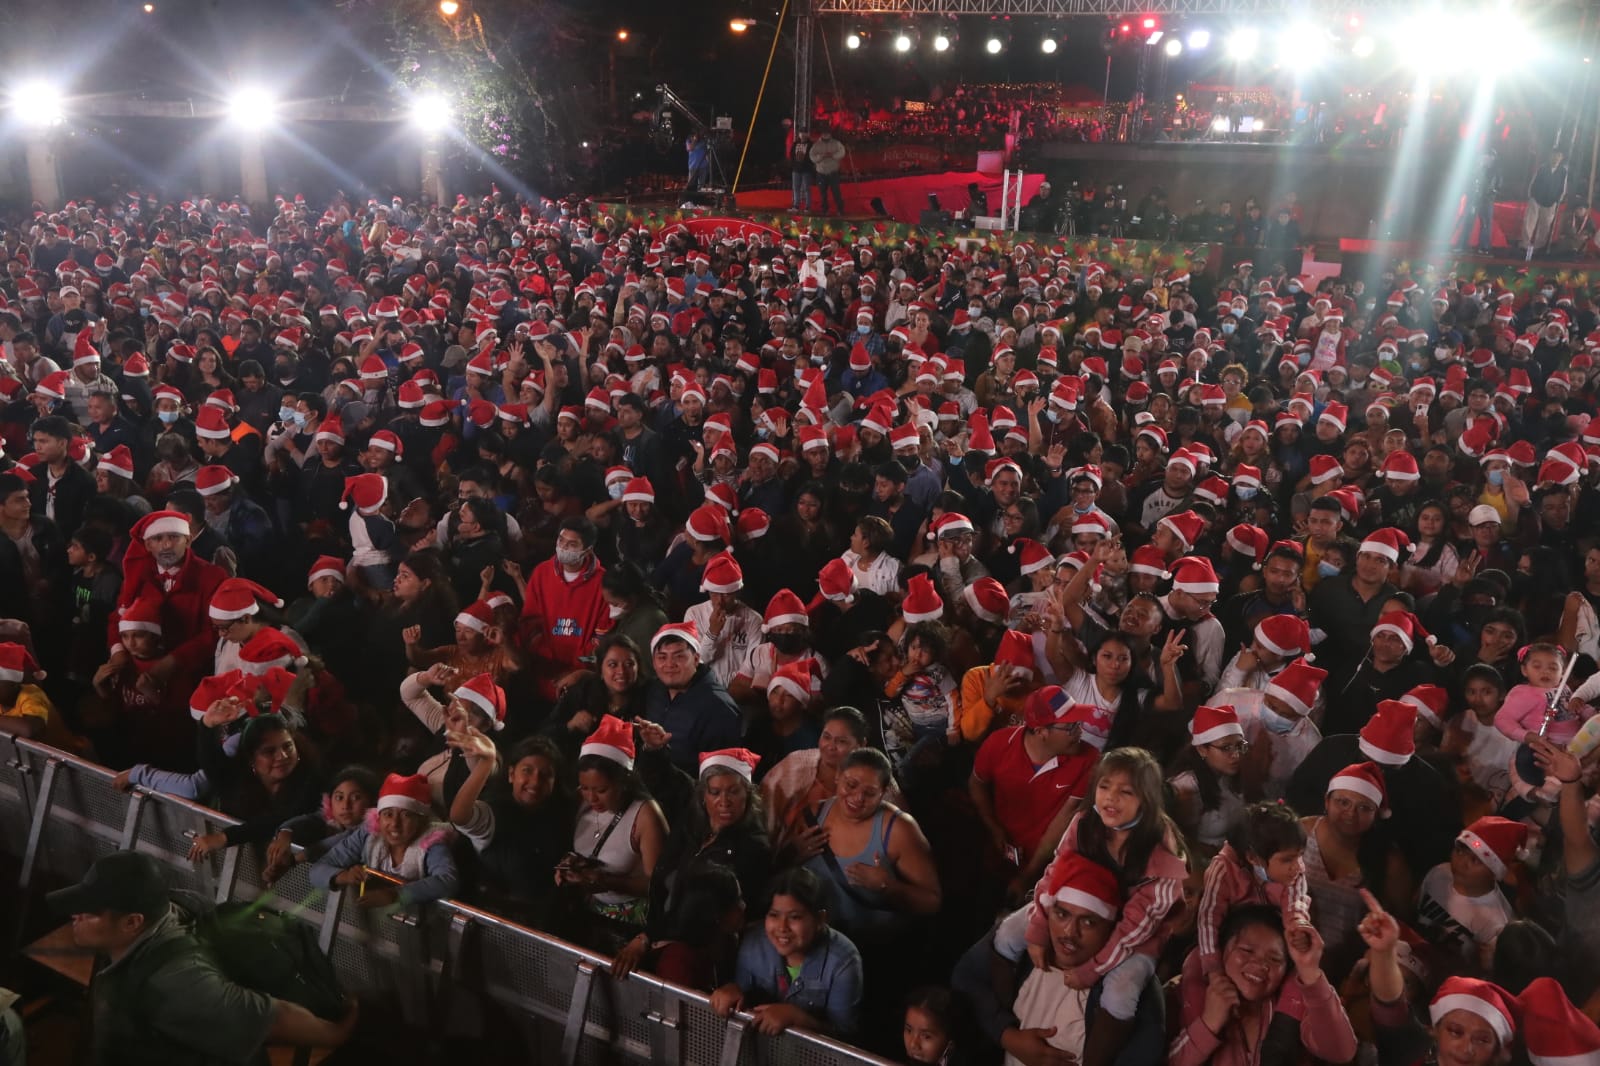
{"left": 736, "top": 170, "right": 1048, "bottom": 226}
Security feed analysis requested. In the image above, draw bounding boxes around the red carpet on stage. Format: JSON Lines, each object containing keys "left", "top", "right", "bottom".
{"left": 737, "top": 170, "right": 1048, "bottom": 226}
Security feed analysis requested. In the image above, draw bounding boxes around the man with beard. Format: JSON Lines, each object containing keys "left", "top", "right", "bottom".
{"left": 104, "top": 510, "right": 227, "bottom": 693}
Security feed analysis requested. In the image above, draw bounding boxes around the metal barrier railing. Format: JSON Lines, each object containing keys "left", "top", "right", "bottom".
{"left": 0, "top": 737, "right": 892, "bottom": 1066}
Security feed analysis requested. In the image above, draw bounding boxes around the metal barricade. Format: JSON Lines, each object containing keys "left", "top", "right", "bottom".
{"left": 5, "top": 739, "right": 895, "bottom": 1066}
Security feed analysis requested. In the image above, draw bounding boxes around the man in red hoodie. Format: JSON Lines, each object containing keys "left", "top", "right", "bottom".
{"left": 519, "top": 516, "right": 608, "bottom": 700}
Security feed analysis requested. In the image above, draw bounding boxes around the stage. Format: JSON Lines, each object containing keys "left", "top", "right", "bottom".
{"left": 734, "top": 169, "right": 1048, "bottom": 227}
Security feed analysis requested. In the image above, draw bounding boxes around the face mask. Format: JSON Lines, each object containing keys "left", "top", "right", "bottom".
{"left": 1237, "top": 485, "right": 1258, "bottom": 501}
{"left": 158, "top": 410, "right": 180, "bottom": 425}
{"left": 1288, "top": 282, "right": 1302, "bottom": 294}
{"left": 1073, "top": 502, "right": 1093, "bottom": 515}
{"left": 1222, "top": 323, "right": 1236, "bottom": 336}
{"left": 1296, "top": 349, "right": 1312, "bottom": 368}
{"left": 1044, "top": 409, "right": 1058, "bottom": 423}
{"left": 1251, "top": 862, "right": 1271, "bottom": 882}
{"left": 278, "top": 406, "right": 298, "bottom": 423}
{"left": 607, "top": 603, "right": 624, "bottom": 619}
{"left": 1542, "top": 287, "right": 1556, "bottom": 299}
{"left": 510, "top": 235, "right": 523, "bottom": 247}
{"left": 608, "top": 482, "right": 625, "bottom": 500}
{"left": 1434, "top": 347, "right": 1452, "bottom": 363}
{"left": 768, "top": 631, "right": 811, "bottom": 655}
{"left": 1488, "top": 468, "right": 1505, "bottom": 486}
{"left": 555, "top": 547, "right": 587, "bottom": 570}
{"left": 968, "top": 305, "right": 983, "bottom": 318}
{"left": 755, "top": 427, "right": 770, "bottom": 441}
{"left": 857, "top": 325, "right": 871, "bottom": 335}
{"left": 1317, "top": 560, "right": 1341, "bottom": 578}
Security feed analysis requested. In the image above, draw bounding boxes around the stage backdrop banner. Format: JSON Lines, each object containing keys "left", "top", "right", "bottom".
{"left": 680, "top": 217, "right": 785, "bottom": 244}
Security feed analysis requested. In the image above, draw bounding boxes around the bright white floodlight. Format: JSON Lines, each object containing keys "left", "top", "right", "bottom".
{"left": 227, "top": 85, "right": 279, "bottom": 130}
{"left": 1352, "top": 35, "right": 1376, "bottom": 57}
{"left": 409, "top": 93, "right": 452, "bottom": 132}
{"left": 12, "top": 80, "right": 65, "bottom": 128}
{"left": 1226, "top": 27, "right": 1259, "bottom": 59}
{"left": 894, "top": 33, "right": 912, "bottom": 52}
{"left": 932, "top": 34, "right": 950, "bottom": 52}
{"left": 1187, "top": 29, "right": 1211, "bottom": 50}
{"left": 1041, "top": 37, "right": 1057, "bottom": 54}
{"left": 985, "top": 37, "right": 1003, "bottom": 54}
{"left": 1165, "top": 37, "right": 1183, "bottom": 56}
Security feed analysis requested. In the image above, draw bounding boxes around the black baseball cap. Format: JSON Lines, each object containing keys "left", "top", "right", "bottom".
{"left": 48, "top": 851, "right": 169, "bottom": 920}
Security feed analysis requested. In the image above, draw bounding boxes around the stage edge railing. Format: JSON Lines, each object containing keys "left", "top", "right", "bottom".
{"left": 0, "top": 736, "right": 894, "bottom": 1066}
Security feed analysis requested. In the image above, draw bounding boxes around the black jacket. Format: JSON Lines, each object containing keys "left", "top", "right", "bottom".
{"left": 28, "top": 458, "right": 96, "bottom": 540}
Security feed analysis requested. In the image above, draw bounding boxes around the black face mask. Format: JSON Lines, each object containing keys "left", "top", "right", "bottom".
{"left": 769, "top": 632, "right": 811, "bottom": 655}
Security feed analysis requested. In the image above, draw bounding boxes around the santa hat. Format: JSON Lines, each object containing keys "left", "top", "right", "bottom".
{"left": 700, "top": 552, "right": 745, "bottom": 594}
{"left": 1359, "top": 528, "right": 1412, "bottom": 564}
{"left": 1170, "top": 557, "right": 1219, "bottom": 595}
{"left": 1265, "top": 659, "right": 1327, "bottom": 716}
{"left": 962, "top": 577, "right": 1011, "bottom": 624}
{"left": 1158, "top": 510, "right": 1206, "bottom": 552}
{"left": 0, "top": 643, "right": 43, "bottom": 683}
{"left": 96, "top": 445, "right": 134, "bottom": 481}
{"left": 767, "top": 660, "right": 820, "bottom": 705}
{"left": 1035, "top": 853, "right": 1122, "bottom": 921}
{"left": 238, "top": 627, "right": 306, "bottom": 674}
{"left": 685, "top": 504, "right": 733, "bottom": 544}
{"left": 1429, "top": 978, "right": 1517, "bottom": 1048}
{"left": 1318, "top": 402, "right": 1348, "bottom": 432}
{"left": 1455, "top": 816, "right": 1528, "bottom": 882}
{"left": 813, "top": 558, "right": 857, "bottom": 605}
{"left": 1371, "top": 609, "right": 1433, "bottom": 654}
{"left": 134, "top": 509, "right": 191, "bottom": 541}
{"left": 1255, "top": 615, "right": 1311, "bottom": 660}
{"left": 762, "top": 589, "right": 810, "bottom": 632}
{"left": 194, "top": 406, "right": 232, "bottom": 440}
{"left": 699, "top": 748, "right": 762, "bottom": 782}
{"left": 992, "top": 629, "right": 1035, "bottom": 679}
{"left": 1401, "top": 684, "right": 1449, "bottom": 729}
{"left": 376, "top": 773, "right": 433, "bottom": 817}
{"left": 581, "top": 714, "right": 636, "bottom": 770}
{"left": 454, "top": 600, "right": 495, "bottom": 635}
{"left": 1071, "top": 511, "right": 1116, "bottom": 540}
{"left": 313, "top": 414, "right": 345, "bottom": 445}
{"left": 453, "top": 673, "right": 506, "bottom": 730}
{"left": 1359, "top": 699, "right": 1418, "bottom": 765}
{"left": 900, "top": 573, "right": 943, "bottom": 623}
{"left": 1225, "top": 524, "right": 1270, "bottom": 568}
{"left": 209, "top": 578, "right": 284, "bottom": 621}
{"left": 1010, "top": 538, "right": 1054, "bottom": 576}
{"left": 1377, "top": 451, "right": 1419, "bottom": 481}
{"left": 307, "top": 556, "right": 346, "bottom": 588}
{"left": 369, "top": 430, "right": 403, "bottom": 457}
{"left": 194, "top": 466, "right": 239, "bottom": 497}
{"left": 116, "top": 595, "right": 163, "bottom": 636}
{"left": 621, "top": 477, "right": 655, "bottom": 504}
{"left": 1128, "top": 545, "right": 1170, "bottom": 579}
{"left": 1190, "top": 704, "right": 1244, "bottom": 747}
{"left": 930, "top": 512, "right": 975, "bottom": 540}
{"left": 72, "top": 330, "right": 101, "bottom": 368}
{"left": 1327, "top": 761, "right": 1390, "bottom": 816}
{"left": 650, "top": 621, "right": 702, "bottom": 659}
{"left": 188, "top": 670, "right": 243, "bottom": 720}
{"left": 340, "top": 473, "right": 388, "bottom": 515}
{"left": 1519, "top": 977, "right": 1600, "bottom": 1066}
{"left": 1308, "top": 455, "right": 1344, "bottom": 485}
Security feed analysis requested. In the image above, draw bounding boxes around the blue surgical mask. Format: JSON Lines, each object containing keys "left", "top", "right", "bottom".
{"left": 1296, "top": 349, "right": 1312, "bottom": 368}
{"left": 1317, "top": 560, "right": 1341, "bottom": 578}
{"left": 1222, "top": 323, "right": 1236, "bottom": 336}
{"left": 1237, "top": 485, "right": 1258, "bottom": 501}
{"left": 1488, "top": 468, "right": 1505, "bottom": 486}
{"left": 278, "top": 406, "right": 298, "bottom": 423}
{"left": 608, "top": 482, "right": 625, "bottom": 500}
{"left": 158, "top": 410, "right": 180, "bottom": 425}
{"left": 1044, "top": 409, "right": 1058, "bottom": 423}
{"left": 857, "top": 325, "right": 871, "bottom": 335}
{"left": 1251, "top": 862, "right": 1271, "bottom": 882}
{"left": 1261, "top": 707, "right": 1298, "bottom": 734}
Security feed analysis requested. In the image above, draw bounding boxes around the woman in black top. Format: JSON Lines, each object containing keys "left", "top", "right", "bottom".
{"left": 610, "top": 752, "right": 772, "bottom": 979}
{"left": 181, "top": 709, "right": 324, "bottom": 861}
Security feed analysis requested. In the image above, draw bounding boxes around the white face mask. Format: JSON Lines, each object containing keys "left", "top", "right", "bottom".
{"left": 607, "top": 603, "right": 624, "bottom": 619}
{"left": 608, "top": 482, "right": 626, "bottom": 500}
{"left": 556, "top": 547, "right": 587, "bottom": 570}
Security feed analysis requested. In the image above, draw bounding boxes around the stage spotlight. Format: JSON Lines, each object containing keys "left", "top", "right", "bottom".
{"left": 438, "top": 0, "right": 459, "bottom": 14}
{"left": 1141, "top": 17, "right": 1156, "bottom": 29}
{"left": 845, "top": 32, "right": 862, "bottom": 50}
{"left": 1352, "top": 35, "right": 1375, "bottom": 57}
{"left": 1148, "top": 30, "right": 1163, "bottom": 44}
{"left": 226, "top": 85, "right": 277, "bottom": 131}
{"left": 1279, "top": 21, "right": 1326, "bottom": 64}
{"left": 1041, "top": 37, "right": 1057, "bottom": 54}
{"left": 729, "top": 18, "right": 752, "bottom": 33}
{"left": 894, "top": 33, "right": 912, "bottom": 52}
{"left": 408, "top": 93, "right": 451, "bottom": 133}
{"left": 142, "top": 2, "right": 155, "bottom": 10}
{"left": 985, "top": 37, "right": 1003, "bottom": 54}
{"left": 1187, "top": 29, "right": 1210, "bottom": 50}
{"left": 11, "top": 80, "right": 65, "bottom": 128}
{"left": 933, "top": 33, "right": 950, "bottom": 52}
{"left": 1165, "top": 37, "right": 1183, "bottom": 56}
{"left": 1225, "top": 27, "right": 1259, "bottom": 59}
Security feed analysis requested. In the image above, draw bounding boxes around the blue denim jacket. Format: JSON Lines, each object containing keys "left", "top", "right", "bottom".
{"left": 732, "top": 925, "right": 863, "bottom": 1037}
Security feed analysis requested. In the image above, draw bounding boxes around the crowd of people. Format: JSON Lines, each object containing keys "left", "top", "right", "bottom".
{"left": 813, "top": 85, "right": 1116, "bottom": 152}
{"left": 7, "top": 185, "right": 1600, "bottom": 1066}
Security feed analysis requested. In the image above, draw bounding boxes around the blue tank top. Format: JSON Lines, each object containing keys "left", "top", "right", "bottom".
{"left": 803, "top": 797, "right": 907, "bottom": 940}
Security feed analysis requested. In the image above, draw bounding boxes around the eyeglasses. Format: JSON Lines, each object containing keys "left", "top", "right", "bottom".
{"left": 1003, "top": 511, "right": 1025, "bottom": 522}
{"left": 1188, "top": 595, "right": 1218, "bottom": 610}
{"left": 1211, "top": 742, "right": 1250, "bottom": 756}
